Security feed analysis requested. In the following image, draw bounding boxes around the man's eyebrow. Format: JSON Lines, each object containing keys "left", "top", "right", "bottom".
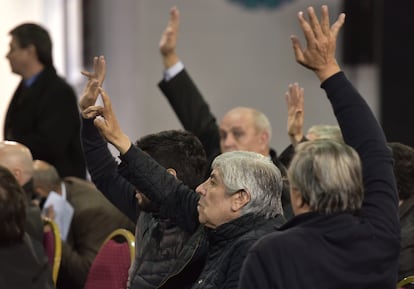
{"left": 210, "top": 172, "right": 218, "bottom": 181}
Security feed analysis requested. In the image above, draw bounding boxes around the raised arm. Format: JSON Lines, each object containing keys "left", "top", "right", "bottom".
{"left": 239, "top": 6, "right": 398, "bottom": 289}
{"left": 278, "top": 83, "right": 306, "bottom": 167}
{"left": 292, "top": 5, "right": 398, "bottom": 232}
{"left": 93, "top": 87, "right": 200, "bottom": 233}
{"left": 159, "top": 6, "right": 180, "bottom": 69}
{"left": 80, "top": 56, "right": 138, "bottom": 222}
{"left": 286, "top": 83, "right": 305, "bottom": 147}
{"left": 158, "top": 8, "right": 221, "bottom": 164}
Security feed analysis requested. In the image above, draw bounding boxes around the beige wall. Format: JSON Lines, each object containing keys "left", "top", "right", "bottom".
{"left": 1, "top": 0, "right": 378, "bottom": 154}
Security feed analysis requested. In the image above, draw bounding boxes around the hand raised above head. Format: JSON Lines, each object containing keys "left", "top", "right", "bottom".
{"left": 159, "top": 7, "right": 180, "bottom": 68}
{"left": 79, "top": 56, "right": 106, "bottom": 113}
{"left": 93, "top": 87, "right": 132, "bottom": 154}
{"left": 290, "top": 5, "right": 345, "bottom": 82}
{"left": 81, "top": 55, "right": 106, "bottom": 86}
{"left": 79, "top": 78, "right": 100, "bottom": 115}
{"left": 285, "top": 82, "right": 304, "bottom": 146}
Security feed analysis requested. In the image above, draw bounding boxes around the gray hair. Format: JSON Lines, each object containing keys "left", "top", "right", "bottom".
{"left": 306, "top": 124, "right": 343, "bottom": 143}
{"left": 288, "top": 139, "right": 363, "bottom": 214}
{"left": 212, "top": 151, "right": 283, "bottom": 218}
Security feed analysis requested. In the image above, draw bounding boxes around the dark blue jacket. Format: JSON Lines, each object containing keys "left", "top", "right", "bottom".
{"left": 238, "top": 72, "right": 400, "bottom": 289}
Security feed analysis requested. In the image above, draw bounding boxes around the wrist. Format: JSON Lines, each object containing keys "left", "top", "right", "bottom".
{"left": 289, "top": 133, "right": 303, "bottom": 147}
{"left": 316, "top": 62, "right": 341, "bottom": 83}
{"left": 163, "top": 53, "right": 179, "bottom": 69}
{"left": 114, "top": 133, "right": 132, "bottom": 155}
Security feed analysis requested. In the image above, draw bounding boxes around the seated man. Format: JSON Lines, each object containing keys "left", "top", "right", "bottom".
{"left": 158, "top": 7, "right": 292, "bottom": 219}
{"left": 31, "top": 159, "right": 134, "bottom": 289}
{"left": 0, "top": 141, "right": 45, "bottom": 251}
{"left": 80, "top": 56, "right": 209, "bottom": 288}
{"left": 80, "top": 80, "right": 285, "bottom": 288}
{"left": 238, "top": 5, "right": 400, "bottom": 289}
{"left": 0, "top": 165, "right": 53, "bottom": 289}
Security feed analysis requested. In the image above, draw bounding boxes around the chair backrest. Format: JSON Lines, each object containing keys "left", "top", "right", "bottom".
{"left": 83, "top": 228, "right": 136, "bottom": 289}
{"left": 42, "top": 217, "right": 62, "bottom": 286}
{"left": 397, "top": 276, "right": 414, "bottom": 288}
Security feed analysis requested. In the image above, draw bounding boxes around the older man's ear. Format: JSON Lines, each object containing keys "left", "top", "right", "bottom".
{"left": 231, "top": 190, "right": 251, "bottom": 212}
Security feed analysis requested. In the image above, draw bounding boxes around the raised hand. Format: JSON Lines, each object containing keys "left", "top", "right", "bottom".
{"left": 79, "top": 56, "right": 106, "bottom": 114}
{"left": 290, "top": 5, "right": 345, "bottom": 82}
{"left": 285, "top": 83, "right": 304, "bottom": 146}
{"left": 93, "top": 87, "right": 131, "bottom": 154}
{"left": 159, "top": 7, "right": 180, "bottom": 68}
{"left": 81, "top": 55, "right": 106, "bottom": 86}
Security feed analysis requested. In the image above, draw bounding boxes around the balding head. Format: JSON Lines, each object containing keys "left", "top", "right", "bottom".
{"left": 219, "top": 107, "right": 271, "bottom": 156}
{"left": 32, "top": 159, "right": 61, "bottom": 198}
{"left": 0, "top": 141, "right": 34, "bottom": 186}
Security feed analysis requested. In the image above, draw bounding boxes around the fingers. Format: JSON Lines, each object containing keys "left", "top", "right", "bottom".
{"left": 93, "top": 56, "right": 98, "bottom": 75}
{"left": 170, "top": 6, "right": 180, "bottom": 32}
{"left": 81, "top": 56, "right": 106, "bottom": 86}
{"left": 98, "top": 87, "right": 113, "bottom": 120}
{"left": 81, "top": 70, "right": 93, "bottom": 78}
{"left": 290, "top": 35, "right": 305, "bottom": 66}
{"left": 82, "top": 106, "right": 103, "bottom": 119}
{"left": 79, "top": 78, "right": 100, "bottom": 111}
{"left": 87, "top": 78, "right": 99, "bottom": 90}
{"left": 307, "top": 6, "right": 323, "bottom": 39}
{"left": 96, "top": 56, "right": 106, "bottom": 85}
{"left": 286, "top": 83, "right": 304, "bottom": 108}
{"left": 297, "top": 10, "right": 316, "bottom": 49}
{"left": 320, "top": 5, "right": 330, "bottom": 35}
{"left": 93, "top": 115, "right": 106, "bottom": 132}
{"left": 331, "top": 13, "right": 346, "bottom": 39}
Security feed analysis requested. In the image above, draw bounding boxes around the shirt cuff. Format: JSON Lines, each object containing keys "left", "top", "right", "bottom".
{"left": 163, "top": 61, "right": 184, "bottom": 82}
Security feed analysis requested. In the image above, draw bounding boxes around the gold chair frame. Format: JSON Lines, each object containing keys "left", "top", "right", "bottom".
{"left": 397, "top": 276, "right": 414, "bottom": 288}
{"left": 42, "top": 217, "right": 62, "bottom": 285}
{"left": 101, "top": 228, "right": 135, "bottom": 264}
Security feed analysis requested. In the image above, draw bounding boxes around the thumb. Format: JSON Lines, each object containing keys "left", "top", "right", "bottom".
{"left": 93, "top": 116, "right": 106, "bottom": 131}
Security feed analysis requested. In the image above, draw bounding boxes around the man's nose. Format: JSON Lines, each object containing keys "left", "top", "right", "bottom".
{"left": 223, "top": 133, "right": 236, "bottom": 147}
{"left": 196, "top": 181, "right": 206, "bottom": 196}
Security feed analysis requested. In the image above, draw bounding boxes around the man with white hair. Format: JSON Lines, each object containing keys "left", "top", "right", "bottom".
{"left": 80, "top": 85, "right": 286, "bottom": 289}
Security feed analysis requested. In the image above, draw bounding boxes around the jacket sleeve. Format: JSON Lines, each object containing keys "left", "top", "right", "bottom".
{"left": 158, "top": 69, "right": 221, "bottom": 163}
{"left": 81, "top": 117, "right": 138, "bottom": 222}
{"left": 322, "top": 72, "right": 399, "bottom": 236}
{"left": 120, "top": 144, "right": 200, "bottom": 234}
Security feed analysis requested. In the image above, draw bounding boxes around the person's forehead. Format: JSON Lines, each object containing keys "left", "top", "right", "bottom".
{"left": 220, "top": 110, "right": 255, "bottom": 130}
{"left": 210, "top": 168, "right": 223, "bottom": 181}
{"left": 9, "top": 36, "right": 20, "bottom": 47}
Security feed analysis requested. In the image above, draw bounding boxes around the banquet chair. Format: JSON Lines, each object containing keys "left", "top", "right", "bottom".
{"left": 83, "top": 228, "right": 135, "bottom": 289}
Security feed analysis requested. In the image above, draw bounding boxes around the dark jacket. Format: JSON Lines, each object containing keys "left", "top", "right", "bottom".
{"left": 238, "top": 72, "right": 400, "bottom": 289}
{"left": 0, "top": 234, "right": 54, "bottom": 289}
{"left": 22, "top": 179, "right": 44, "bottom": 247}
{"left": 158, "top": 69, "right": 292, "bottom": 219}
{"left": 118, "top": 140, "right": 285, "bottom": 289}
{"left": 399, "top": 195, "right": 414, "bottom": 280}
{"left": 56, "top": 177, "right": 134, "bottom": 289}
{"left": 4, "top": 66, "right": 86, "bottom": 179}
{"left": 81, "top": 118, "right": 205, "bottom": 289}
